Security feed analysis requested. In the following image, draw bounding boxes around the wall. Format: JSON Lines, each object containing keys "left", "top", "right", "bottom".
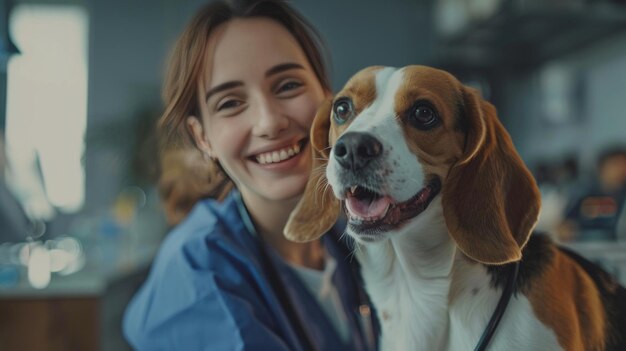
{"left": 84, "top": 0, "right": 197, "bottom": 212}
{"left": 294, "top": 0, "right": 433, "bottom": 91}
{"left": 498, "top": 31, "right": 626, "bottom": 172}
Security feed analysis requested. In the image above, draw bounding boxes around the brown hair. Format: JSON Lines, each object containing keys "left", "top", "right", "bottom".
{"left": 157, "top": 0, "right": 331, "bottom": 224}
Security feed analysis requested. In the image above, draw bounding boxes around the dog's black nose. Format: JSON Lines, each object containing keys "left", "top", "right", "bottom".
{"left": 333, "top": 132, "right": 383, "bottom": 170}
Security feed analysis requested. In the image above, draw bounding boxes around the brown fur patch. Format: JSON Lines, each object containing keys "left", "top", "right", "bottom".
{"left": 528, "top": 248, "right": 607, "bottom": 351}
{"left": 394, "top": 66, "right": 466, "bottom": 180}
{"left": 338, "top": 66, "right": 381, "bottom": 112}
{"left": 329, "top": 66, "right": 381, "bottom": 143}
{"left": 285, "top": 98, "right": 340, "bottom": 242}
{"left": 441, "top": 85, "right": 541, "bottom": 264}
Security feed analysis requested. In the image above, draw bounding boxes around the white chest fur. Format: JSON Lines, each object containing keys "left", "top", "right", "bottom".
{"left": 355, "top": 202, "right": 563, "bottom": 351}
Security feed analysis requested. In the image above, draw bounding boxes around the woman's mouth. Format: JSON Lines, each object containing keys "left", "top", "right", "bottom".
{"left": 252, "top": 139, "right": 307, "bottom": 165}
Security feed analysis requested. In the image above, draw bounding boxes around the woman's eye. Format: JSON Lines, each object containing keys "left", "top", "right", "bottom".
{"left": 409, "top": 103, "right": 440, "bottom": 130}
{"left": 276, "top": 81, "right": 303, "bottom": 93}
{"left": 217, "top": 99, "right": 242, "bottom": 111}
{"left": 333, "top": 98, "right": 354, "bottom": 124}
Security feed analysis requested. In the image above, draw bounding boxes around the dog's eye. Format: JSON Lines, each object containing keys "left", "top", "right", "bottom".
{"left": 410, "top": 103, "right": 440, "bottom": 130}
{"left": 333, "top": 98, "right": 354, "bottom": 124}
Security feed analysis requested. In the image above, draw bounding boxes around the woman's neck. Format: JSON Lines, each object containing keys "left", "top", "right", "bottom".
{"left": 240, "top": 190, "right": 325, "bottom": 270}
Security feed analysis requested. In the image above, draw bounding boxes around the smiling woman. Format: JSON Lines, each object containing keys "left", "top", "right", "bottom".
{"left": 122, "top": 1, "right": 378, "bottom": 350}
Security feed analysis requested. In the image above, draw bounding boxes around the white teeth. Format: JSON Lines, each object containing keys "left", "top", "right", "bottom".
{"left": 350, "top": 186, "right": 357, "bottom": 194}
{"left": 255, "top": 143, "right": 302, "bottom": 164}
{"left": 349, "top": 205, "right": 390, "bottom": 222}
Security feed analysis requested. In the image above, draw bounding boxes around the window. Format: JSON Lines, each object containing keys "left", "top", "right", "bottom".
{"left": 6, "top": 4, "right": 88, "bottom": 220}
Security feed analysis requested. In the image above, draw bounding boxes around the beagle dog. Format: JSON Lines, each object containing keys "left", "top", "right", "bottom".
{"left": 285, "top": 66, "right": 626, "bottom": 351}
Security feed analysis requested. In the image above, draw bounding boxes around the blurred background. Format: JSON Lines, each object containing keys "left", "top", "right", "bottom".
{"left": 1, "top": 0, "right": 626, "bottom": 349}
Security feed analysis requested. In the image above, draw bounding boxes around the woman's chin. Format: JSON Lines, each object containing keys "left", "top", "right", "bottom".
{"left": 266, "top": 176, "right": 309, "bottom": 202}
{"left": 240, "top": 174, "right": 309, "bottom": 206}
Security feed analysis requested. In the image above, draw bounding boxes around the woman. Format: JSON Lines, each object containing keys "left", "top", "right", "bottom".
{"left": 122, "top": 1, "right": 378, "bottom": 350}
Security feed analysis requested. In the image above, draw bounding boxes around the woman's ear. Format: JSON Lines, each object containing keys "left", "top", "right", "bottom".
{"left": 187, "top": 116, "right": 214, "bottom": 158}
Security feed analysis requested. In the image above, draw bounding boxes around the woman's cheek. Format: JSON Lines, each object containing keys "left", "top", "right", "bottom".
{"left": 208, "top": 119, "right": 244, "bottom": 157}
{"left": 292, "top": 95, "right": 323, "bottom": 127}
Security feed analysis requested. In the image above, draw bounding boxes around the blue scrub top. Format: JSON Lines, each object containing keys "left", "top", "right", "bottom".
{"left": 123, "top": 190, "right": 379, "bottom": 351}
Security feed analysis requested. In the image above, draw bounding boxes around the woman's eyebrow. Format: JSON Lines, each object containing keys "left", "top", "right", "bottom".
{"left": 205, "top": 81, "right": 243, "bottom": 101}
{"left": 265, "top": 62, "right": 305, "bottom": 77}
{"left": 205, "top": 63, "right": 304, "bottom": 101}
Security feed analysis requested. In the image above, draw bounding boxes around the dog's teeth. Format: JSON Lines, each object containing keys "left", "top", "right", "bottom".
{"left": 350, "top": 186, "right": 357, "bottom": 194}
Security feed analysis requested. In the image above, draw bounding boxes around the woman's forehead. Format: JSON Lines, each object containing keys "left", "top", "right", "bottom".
{"left": 203, "top": 18, "right": 311, "bottom": 90}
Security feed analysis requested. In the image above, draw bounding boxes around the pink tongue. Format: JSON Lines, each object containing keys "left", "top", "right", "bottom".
{"left": 345, "top": 196, "right": 393, "bottom": 219}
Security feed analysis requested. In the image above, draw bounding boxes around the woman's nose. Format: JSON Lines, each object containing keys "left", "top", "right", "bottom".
{"left": 251, "top": 97, "right": 289, "bottom": 139}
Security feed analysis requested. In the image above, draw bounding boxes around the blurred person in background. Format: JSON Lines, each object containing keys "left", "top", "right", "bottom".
{"left": 557, "top": 146, "right": 626, "bottom": 242}
{"left": 122, "top": 1, "right": 378, "bottom": 350}
{"left": 533, "top": 156, "right": 581, "bottom": 236}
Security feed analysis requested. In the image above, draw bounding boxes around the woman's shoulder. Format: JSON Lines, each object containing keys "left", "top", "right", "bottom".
{"left": 158, "top": 192, "right": 250, "bottom": 267}
{"left": 140, "top": 191, "right": 264, "bottom": 303}
{"left": 123, "top": 192, "right": 267, "bottom": 347}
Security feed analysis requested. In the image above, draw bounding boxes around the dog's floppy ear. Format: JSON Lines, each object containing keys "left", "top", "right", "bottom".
{"left": 285, "top": 98, "right": 341, "bottom": 242}
{"left": 442, "top": 87, "right": 541, "bottom": 265}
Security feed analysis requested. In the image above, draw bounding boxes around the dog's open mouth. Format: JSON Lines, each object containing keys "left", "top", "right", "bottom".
{"left": 343, "top": 177, "right": 441, "bottom": 238}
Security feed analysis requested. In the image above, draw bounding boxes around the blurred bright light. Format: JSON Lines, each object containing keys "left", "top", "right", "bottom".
{"left": 27, "top": 244, "right": 51, "bottom": 289}
{"left": 48, "top": 249, "right": 71, "bottom": 273}
{"left": 5, "top": 5, "right": 88, "bottom": 216}
{"left": 17, "top": 236, "right": 85, "bottom": 286}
